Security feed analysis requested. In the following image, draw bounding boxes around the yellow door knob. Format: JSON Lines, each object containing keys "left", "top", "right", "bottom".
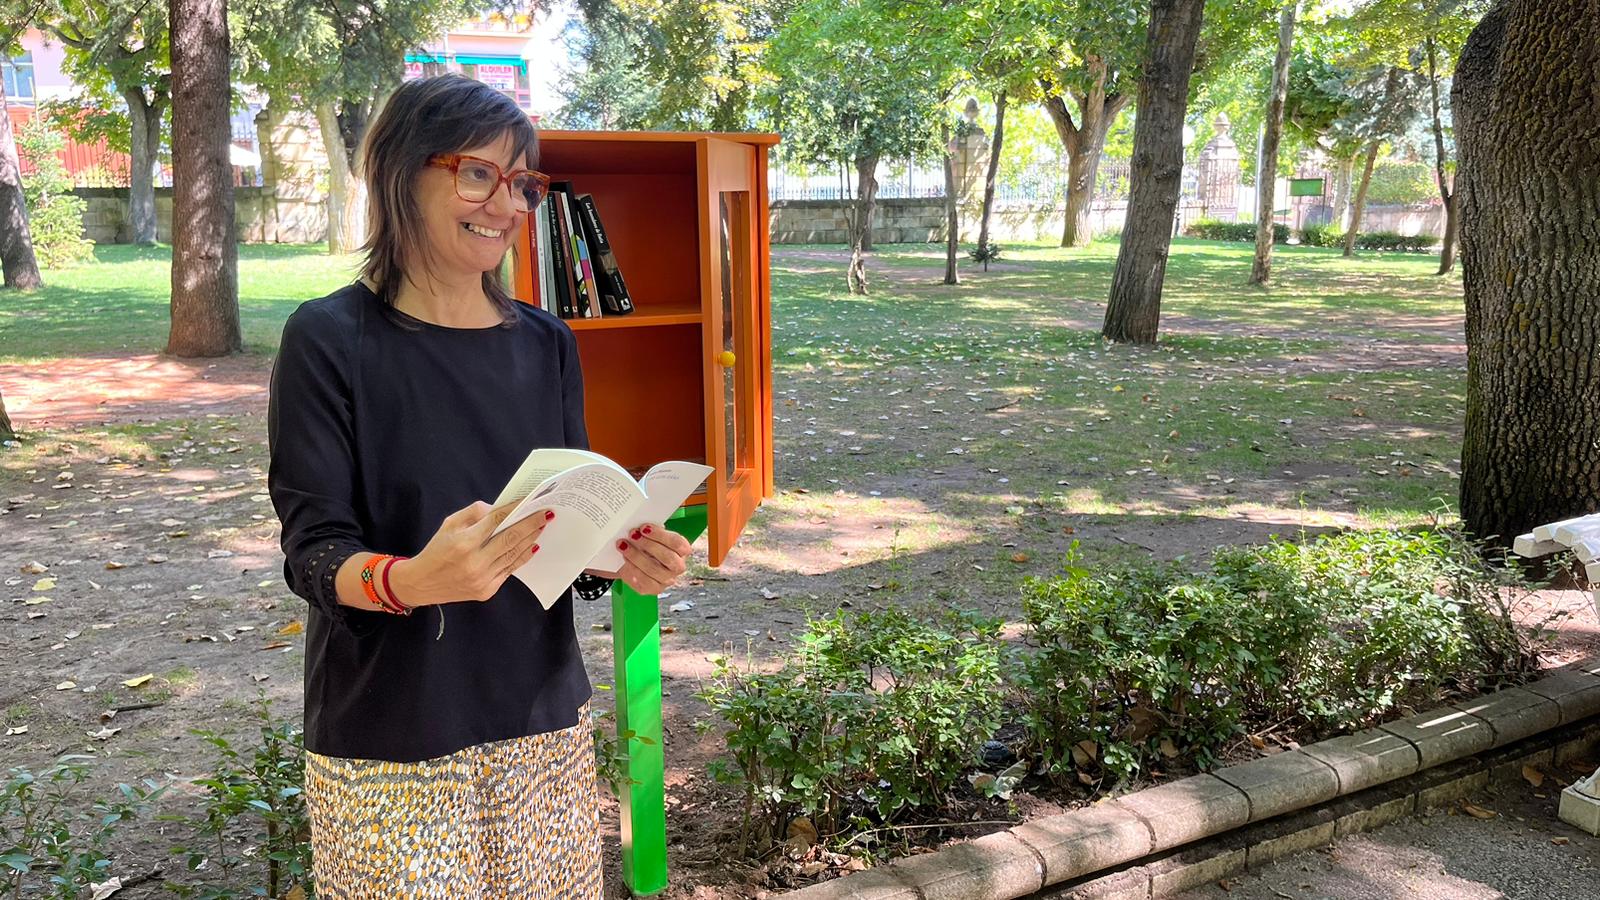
{"left": 718, "top": 350, "right": 737, "bottom": 367}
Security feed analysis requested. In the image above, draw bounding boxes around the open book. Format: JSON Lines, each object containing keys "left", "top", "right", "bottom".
{"left": 490, "top": 449, "right": 714, "bottom": 608}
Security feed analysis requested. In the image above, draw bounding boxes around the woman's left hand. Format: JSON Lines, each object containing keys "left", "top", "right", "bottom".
{"left": 585, "top": 524, "right": 692, "bottom": 595}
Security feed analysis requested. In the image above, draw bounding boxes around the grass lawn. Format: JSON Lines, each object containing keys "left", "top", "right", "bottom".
{"left": 0, "top": 243, "right": 359, "bottom": 363}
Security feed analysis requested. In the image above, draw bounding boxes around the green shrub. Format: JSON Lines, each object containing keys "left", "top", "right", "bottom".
{"left": 698, "top": 608, "right": 1004, "bottom": 854}
{"left": 1353, "top": 230, "right": 1435, "bottom": 253}
{"left": 1, "top": 757, "right": 163, "bottom": 900}
{"left": 1365, "top": 160, "right": 1436, "bottom": 205}
{"left": 169, "top": 697, "right": 312, "bottom": 900}
{"left": 1184, "top": 218, "right": 1288, "bottom": 244}
{"left": 15, "top": 121, "right": 93, "bottom": 269}
{"left": 1299, "top": 222, "right": 1343, "bottom": 247}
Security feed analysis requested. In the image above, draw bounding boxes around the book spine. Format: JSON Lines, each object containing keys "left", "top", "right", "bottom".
{"left": 576, "top": 194, "right": 635, "bottom": 315}
{"left": 558, "top": 192, "right": 593, "bottom": 318}
{"left": 574, "top": 228, "right": 601, "bottom": 318}
{"left": 534, "top": 203, "right": 553, "bottom": 313}
{"left": 547, "top": 196, "right": 575, "bottom": 318}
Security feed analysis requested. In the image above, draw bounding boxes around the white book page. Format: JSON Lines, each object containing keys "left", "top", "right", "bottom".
{"left": 496, "top": 463, "right": 648, "bottom": 608}
{"left": 494, "top": 448, "right": 622, "bottom": 507}
{"left": 586, "top": 461, "right": 714, "bottom": 572}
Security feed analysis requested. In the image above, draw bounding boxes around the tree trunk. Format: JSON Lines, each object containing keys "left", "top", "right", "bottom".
{"left": 1329, "top": 154, "right": 1354, "bottom": 230}
{"left": 846, "top": 152, "right": 878, "bottom": 295}
{"left": 1249, "top": 2, "right": 1297, "bottom": 286}
{"left": 1341, "top": 141, "right": 1379, "bottom": 257}
{"left": 977, "top": 90, "right": 1007, "bottom": 255}
{"left": 123, "top": 87, "right": 163, "bottom": 246}
{"left": 1044, "top": 60, "right": 1127, "bottom": 248}
{"left": 0, "top": 385, "right": 12, "bottom": 440}
{"left": 316, "top": 102, "right": 366, "bottom": 255}
{"left": 0, "top": 78, "right": 41, "bottom": 289}
{"left": 166, "top": 0, "right": 239, "bottom": 358}
{"left": 1456, "top": 0, "right": 1600, "bottom": 546}
{"left": 1102, "top": 0, "right": 1206, "bottom": 345}
{"left": 942, "top": 123, "right": 958, "bottom": 285}
{"left": 254, "top": 105, "right": 280, "bottom": 244}
{"left": 1426, "top": 36, "right": 1458, "bottom": 275}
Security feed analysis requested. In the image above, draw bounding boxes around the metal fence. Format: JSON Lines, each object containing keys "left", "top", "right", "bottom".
{"left": 770, "top": 156, "right": 1137, "bottom": 204}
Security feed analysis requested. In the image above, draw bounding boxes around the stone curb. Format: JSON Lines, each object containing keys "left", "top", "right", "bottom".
{"left": 782, "top": 664, "right": 1600, "bottom": 900}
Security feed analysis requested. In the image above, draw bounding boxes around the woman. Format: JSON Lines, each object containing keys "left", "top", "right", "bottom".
{"left": 267, "top": 75, "right": 692, "bottom": 898}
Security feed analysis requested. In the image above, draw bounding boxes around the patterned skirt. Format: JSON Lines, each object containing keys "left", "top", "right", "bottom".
{"left": 303, "top": 706, "right": 602, "bottom": 899}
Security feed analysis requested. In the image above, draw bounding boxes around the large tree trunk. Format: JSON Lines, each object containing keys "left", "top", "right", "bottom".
{"left": 977, "top": 90, "right": 1007, "bottom": 256}
{"left": 1328, "top": 154, "right": 1354, "bottom": 230}
{"left": 316, "top": 101, "right": 366, "bottom": 255}
{"left": 0, "top": 79, "right": 40, "bottom": 289}
{"left": 166, "top": 0, "right": 239, "bottom": 358}
{"left": 123, "top": 87, "right": 163, "bottom": 246}
{"left": 1044, "top": 59, "right": 1128, "bottom": 248}
{"left": 845, "top": 152, "right": 878, "bottom": 295}
{"left": 942, "top": 123, "right": 958, "bottom": 285}
{"left": 1456, "top": 0, "right": 1600, "bottom": 546}
{"left": 1102, "top": 0, "right": 1206, "bottom": 345}
{"left": 1249, "top": 2, "right": 1297, "bottom": 286}
{"left": 0, "top": 385, "right": 12, "bottom": 440}
{"left": 1426, "top": 36, "right": 1458, "bottom": 275}
{"left": 1341, "top": 141, "right": 1379, "bottom": 257}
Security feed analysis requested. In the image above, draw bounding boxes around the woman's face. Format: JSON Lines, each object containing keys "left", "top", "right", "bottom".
{"left": 415, "top": 131, "right": 530, "bottom": 285}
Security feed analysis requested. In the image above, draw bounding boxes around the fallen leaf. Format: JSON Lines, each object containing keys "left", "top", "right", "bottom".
{"left": 88, "top": 877, "right": 123, "bottom": 900}
{"left": 104, "top": 561, "right": 125, "bottom": 570}
{"left": 22, "top": 596, "right": 51, "bottom": 606}
{"left": 1523, "top": 765, "right": 1545, "bottom": 788}
{"left": 1552, "top": 837, "right": 1570, "bottom": 846}
{"left": 1010, "top": 553, "right": 1030, "bottom": 563}
{"left": 5, "top": 725, "right": 26, "bottom": 735}
{"left": 55, "top": 680, "right": 76, "bottom": 690}
{"left": 260, "top": 641, "right": 291, "bottom": 651}
{"left": 277, "top": 620, "right": 304, "bottom": 636}
{"left": 19, "top": 561, "right": 47, "bottom": 574}
{"left": 1158, "top": 737, "right": 1180, "bottom": 759}
{"left": 32, "top": 577, "right": 55, "bottom": 591}
{"left": 1248, "top": 734, "right": 1268, "bottom": 750}
{"left": 121, "top": 674, "right": 153, "bottom": 689}
{"left": 87, "top": 726, "right": 120, "bottom": 741}
{"left": 1462, "top": 803, "right": 1497, "bottom": 819}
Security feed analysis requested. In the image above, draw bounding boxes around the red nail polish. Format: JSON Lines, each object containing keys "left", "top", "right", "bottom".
{"left": 545, "top": 510, "right": 556, "bottom": 521}
{"left": 618, "top": 540, "right": 629, "bottom": 551}
{"left": 630, "top": 530, "right": 641, "bottom": 541}
{"left": 643, "top": 526, "right": 653, "bottom": 535}
{"left": 531, "top": 544, "right": 540, "bottom": 555}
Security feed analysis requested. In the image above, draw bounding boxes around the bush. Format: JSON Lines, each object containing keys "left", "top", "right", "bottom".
{"left": 1299, "top": 222, "right": 1343, "bottom": 247}
{"left": 698, "top": 608, "right": 1004, "bottom": 855}
{"left": 1, "top": 757, "right": 163, "bottom": 899}
{"left": 15, "top": 121, "right": 93, "bottom": 269}
{"left": 1353, "top": 230, "right": 1435, "bottom": 253}
{"left": 1013, "top": 528, "right": 1541, "bottom": 786}
{"left": 1184, "top": 218, "right": 1288, "bottom": 244}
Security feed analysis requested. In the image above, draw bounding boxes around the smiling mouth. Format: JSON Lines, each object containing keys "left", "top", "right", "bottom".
{"left": 463, "top": 223, "right": 505, "bottom": 239}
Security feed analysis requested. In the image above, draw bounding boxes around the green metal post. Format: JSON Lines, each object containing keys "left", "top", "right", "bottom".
{"left": 612, "top": 504, "right": 707, "bottom": 896}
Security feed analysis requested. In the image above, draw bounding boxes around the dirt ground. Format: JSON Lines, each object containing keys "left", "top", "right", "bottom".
{"left": 4, "top": 254, "right": 1599, "bottom": 897}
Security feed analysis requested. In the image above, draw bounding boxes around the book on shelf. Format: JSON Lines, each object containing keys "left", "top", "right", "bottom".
{"left": 545, "top": 193, "right": 576, "bottom": 318}
{"left": 574, "top": 194, "right": 635, "bottom": 315}
{"left": 490, "top": 448, "right": 713, "bottom": 607}
{"left": 552, "top": 185, "right": 596, "bottom": 319}
{"left": 533, "top": 203, "right": 555, "bottom": 314}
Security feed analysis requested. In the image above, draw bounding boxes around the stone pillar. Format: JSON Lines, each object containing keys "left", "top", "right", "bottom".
{"left": 269, "top": 111, "right": 330, "bottom": 244}
{"left": 948, "top": 97, "right": 989, "bottom": 241}
{"left": 1196, "top": 112, "right": 1241, "bottom": 221}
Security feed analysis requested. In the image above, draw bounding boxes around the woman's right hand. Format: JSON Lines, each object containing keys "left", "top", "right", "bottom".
{"left": 389, "top": 501, "right": 553, "bottom": 607}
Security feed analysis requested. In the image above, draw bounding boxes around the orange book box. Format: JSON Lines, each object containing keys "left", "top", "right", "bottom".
{"left": 511, "top": 130, "right": 779, "bottom": 566}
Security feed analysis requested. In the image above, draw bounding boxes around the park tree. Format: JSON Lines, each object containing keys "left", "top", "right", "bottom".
{"left": 1455, "top": 0, "right": 1600, "bottom": 546}
{"left": 43, "top": 0, "right": 169, "bottom": 246}
{"left": 1247, "top": 1, "right": 1297, "bottom": 286}
{"left": 1336, "top": 65, "right": 1420, "bottom": 258}
{"left": 0, "top": 9, "right": 40, "bottom": 290}
{"left": 1342, "top": 0, "right": 1486, "bottom": 273}
{"left": 557, "top": 2, "right": 662, "bottom": 129}
{"left": 235, "top": 0, "right": 483, "bottom": 254}
{"left": 766, "top": 0, "right": 940, "bottom": 294}
{"left": 166, "top": 0, "right": 238, "bottom": 357}
{"left": 1283, "top": 47, "right": 1365, "bottom": 229}
{"left": 0, "top": 386, "right": 12, "bottom": 440}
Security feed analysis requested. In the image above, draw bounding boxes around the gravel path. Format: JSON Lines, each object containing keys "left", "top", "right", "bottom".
{"left": 1177, "top": 779, "right": 1600, "bottom": 900}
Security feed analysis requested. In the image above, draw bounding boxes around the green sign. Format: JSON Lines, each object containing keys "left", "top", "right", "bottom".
{"left": 1290, "top": 177, "right": 1326, "bottom": 198}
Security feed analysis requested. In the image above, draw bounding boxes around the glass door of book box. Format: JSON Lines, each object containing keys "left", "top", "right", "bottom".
{"left": 700, "top": 137, "right": 761, "bottom": 566}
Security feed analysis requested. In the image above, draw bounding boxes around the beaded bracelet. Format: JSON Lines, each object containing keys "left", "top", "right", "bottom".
{"left": 380, "top": 555, "right": 411, "bottom": 615}
{"left": 359, "top": 554, "right": 412, "bottom": 615}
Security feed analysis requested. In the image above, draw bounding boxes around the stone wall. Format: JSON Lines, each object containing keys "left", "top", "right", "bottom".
{"left": 770, "top": 198, "right": 1130, "bottom": 245}
{"left": 73, "top": 186, "right": 327, "bottom": 244}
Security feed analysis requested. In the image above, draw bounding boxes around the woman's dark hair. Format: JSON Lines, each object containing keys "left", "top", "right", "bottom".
{"left": 359, "top": 75, "right": 538, "bottom": 323}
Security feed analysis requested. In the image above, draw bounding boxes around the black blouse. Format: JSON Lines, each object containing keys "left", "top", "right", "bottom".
{"left": 267, "top": 282, "right": 606, "bottom": 762}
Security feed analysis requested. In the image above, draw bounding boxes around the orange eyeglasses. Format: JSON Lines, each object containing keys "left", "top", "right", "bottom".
{"left": 426, "top": 154, "right": 551, "bottom": 212}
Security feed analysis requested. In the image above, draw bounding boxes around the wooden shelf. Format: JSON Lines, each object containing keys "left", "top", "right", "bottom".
{"left": 564, "top": 301, "right": 702, "bottom": 331}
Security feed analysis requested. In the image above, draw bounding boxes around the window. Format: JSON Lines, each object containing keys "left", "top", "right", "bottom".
{"left": 3, "top": 52, "right": 34, "bottom": 103}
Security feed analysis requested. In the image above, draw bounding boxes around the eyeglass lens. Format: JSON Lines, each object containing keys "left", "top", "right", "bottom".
{"left": 456, "top": 160, "right": 543, "bottom": 211}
